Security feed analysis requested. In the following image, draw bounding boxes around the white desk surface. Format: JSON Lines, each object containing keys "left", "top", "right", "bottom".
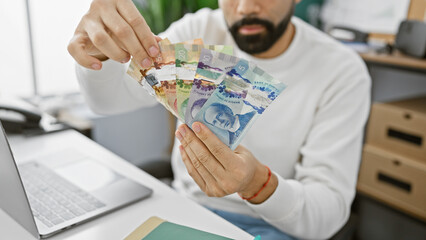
{"left": 0, "top": 130, "right": 253, "bottom": 240}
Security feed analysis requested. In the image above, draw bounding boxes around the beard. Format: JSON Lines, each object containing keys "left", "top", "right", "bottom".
{"left": 228, "top": 5, "right": 294, "bottom": 54}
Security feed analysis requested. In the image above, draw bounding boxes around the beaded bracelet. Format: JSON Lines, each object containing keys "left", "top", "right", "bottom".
{"left": 238, "top": 166, "right": 272, "bottom": 201}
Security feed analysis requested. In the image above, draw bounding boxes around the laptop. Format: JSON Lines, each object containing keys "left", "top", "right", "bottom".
{"left": 0, "top": 122, "right": 153, "bottom": 239}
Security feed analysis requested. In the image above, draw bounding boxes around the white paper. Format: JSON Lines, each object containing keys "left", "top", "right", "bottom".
{"left": 321, "top": 0, "right": 411, "bottom": 34}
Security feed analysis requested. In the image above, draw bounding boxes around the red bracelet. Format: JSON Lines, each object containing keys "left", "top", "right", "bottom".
{"left": 238, "top": 166, "right": 272, "bottom": 201}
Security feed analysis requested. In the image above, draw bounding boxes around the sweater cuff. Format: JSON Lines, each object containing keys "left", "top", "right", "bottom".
{"left": 246, "top": 172, "right": 303, "bottom": 222}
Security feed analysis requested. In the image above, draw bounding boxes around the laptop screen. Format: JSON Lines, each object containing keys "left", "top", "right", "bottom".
{"left": 0, "top": 122, "right": 39, "bottom": 238}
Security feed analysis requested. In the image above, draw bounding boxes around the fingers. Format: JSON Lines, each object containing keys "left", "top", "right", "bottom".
{"left": 101, "top": 10, "right": 149, "bottom": 66}
{"left": 68, "top": 33, "right": 103, "bottom": 70}
{"left": 69, "top": 0, "right": 159, "bottom": 69}
{"left": 83, "top": 20, "right": 129, "bottom": 64}
{"left": 178, "top": 145, "right": 206, "bottom": 190}
{"left": 176, "top": 130, "right": 217, "bottom": 180}
{"left": 154, "top": 35, "right": 162, "bottom": 42}
{"left": 177, "top": 132, "right": 226, "bottom": 197}
{"left": 191, "top": 122, "right": 234, "bottom": 168}
{"left": 116, "top": 0, "right": 159, "bottom": 59}
{"left": 176, "top": 125, "right": 225, "bottom": 176}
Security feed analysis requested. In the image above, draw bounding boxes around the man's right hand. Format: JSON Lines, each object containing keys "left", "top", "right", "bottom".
{"left": 68, "top": 0, "right": 160, "bottom": 70}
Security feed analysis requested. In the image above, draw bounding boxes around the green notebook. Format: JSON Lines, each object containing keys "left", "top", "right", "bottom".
{"left": 125, "top": 216, "right": 234, "bottom": 240}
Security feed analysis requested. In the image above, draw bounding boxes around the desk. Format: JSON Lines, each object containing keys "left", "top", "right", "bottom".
{"left": 0, "top": 130, "right": 253, "bottom": 240}
{"left": 360, "top": 50, "right": 426, "bottom": 73}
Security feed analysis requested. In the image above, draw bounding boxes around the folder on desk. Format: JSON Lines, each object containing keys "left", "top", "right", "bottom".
{"left": 125, "top": 216, "right": 236, "bottom": 240}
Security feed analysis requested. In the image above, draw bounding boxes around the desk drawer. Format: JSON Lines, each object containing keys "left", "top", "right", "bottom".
{"left": 357, "top": 144, "right": 426, "bottom": 221}
{"left": 366, "top": 97, "right": 426, "bottom": 162}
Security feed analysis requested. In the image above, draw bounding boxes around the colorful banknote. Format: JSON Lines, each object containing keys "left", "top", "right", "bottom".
{"left": 192, "top": 59, "right": 286, "bottom": 150}
{"left": 176, "top": 45, "right": 234, "bottom": 120}
{"left": 175, "top": 43, "right": 203, "bottom": 119}
{"left": 156, "top": 43, "right": 178, "bottom": 116}
{"left": 127, "top": 38, "right": 287, "bottom": 149}
{"left": 155, "top": 39, "right": 203, "bottom": 119}
{"left": 185, "top": 49, "right": 239, "bottom": 123}
{"left": 127, "top": 39, "right": 173, "bottom": 113}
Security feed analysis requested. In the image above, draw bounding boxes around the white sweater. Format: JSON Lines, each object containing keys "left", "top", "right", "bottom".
{"left": 76, "top": 9, "right": 371, "bottom": 239}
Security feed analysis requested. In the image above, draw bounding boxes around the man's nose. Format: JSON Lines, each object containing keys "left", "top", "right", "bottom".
{"left": 236, "top": 0, "right": 261, "bottom": 16}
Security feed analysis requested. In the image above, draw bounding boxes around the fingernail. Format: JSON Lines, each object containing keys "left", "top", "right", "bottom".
{"left": 91, "top": 63, "right": 101, "bottom": 70}
{"left": 176, "top": 131, "right": 183, "bottom": 142}
{"left": 141, "top": 58, "right": 151, "bottom": 68}
{"left": 121, "top": 56, "right": 130, "bottom": 63}
{"left": 179, "top": 126, "right": 186, "bottom": 137}
{"left": 192, "top": 123, "right": 201, "bottom": 133}
{"left": 149, "top": 46, "right": 159, "bottom": 57}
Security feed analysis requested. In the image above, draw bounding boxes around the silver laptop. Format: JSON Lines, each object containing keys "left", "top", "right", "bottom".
{"left": 0, "top": 122, "right": 153, "bottom": 239}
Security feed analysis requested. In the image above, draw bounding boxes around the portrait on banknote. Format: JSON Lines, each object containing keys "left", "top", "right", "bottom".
{"left": 203, "top": 102, "right": 256, "bottom": 146}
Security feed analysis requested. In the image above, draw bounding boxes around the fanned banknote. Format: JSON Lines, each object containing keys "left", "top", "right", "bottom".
{"left": 127, "top": 39, "right": 174, "bottom": 113}
{"left": 156, "top": 43, "right": 178, "bottom": 116}
{"left": 185, "top": 48, "right": 239, "bottom": 123}
{"left": 175, "top": 43, "right": 203, "bottom": 119}
{"left": 155, "top": 39, "right": 203, "bottom": 119}
{"left": 176, "top": 45, "right": 233, "bottom": 120}
{"left": 192, "top": 59, "right": 286, "bottom": 150}
{"left": 127, "top": 39, "right": 203, "bottom": 120}
{"left": 127, "top": 38, "right": 287, "bottom": 149}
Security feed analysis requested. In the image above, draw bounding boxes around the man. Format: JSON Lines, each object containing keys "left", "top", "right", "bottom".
{"left": 68, "top": 0, "right": 371, "bottom": 239}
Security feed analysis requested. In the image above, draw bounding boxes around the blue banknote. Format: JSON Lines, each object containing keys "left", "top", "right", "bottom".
{"left": 185, "top": 49, "right": 239, "bottom": 124}
{"left": 191, "top": 59, "right": 286, "bottom": 150}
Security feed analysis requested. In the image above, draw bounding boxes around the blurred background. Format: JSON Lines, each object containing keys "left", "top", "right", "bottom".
{"left": 0, "top": 1, "right": 425, "bottom": 239}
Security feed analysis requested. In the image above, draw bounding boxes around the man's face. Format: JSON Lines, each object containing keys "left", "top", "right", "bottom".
{"left": 219, "top": 0, "right": 295, "bottom": 54}
{"left": 204, "top": 106, "right": 235, "bottom": 131}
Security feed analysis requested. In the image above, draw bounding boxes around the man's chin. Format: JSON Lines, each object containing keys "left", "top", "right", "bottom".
{"left": 236, "top": 43, "right": 272, "bottom": 54}
{"left": 232, "top": 32, "right": 274, "bottom": 53}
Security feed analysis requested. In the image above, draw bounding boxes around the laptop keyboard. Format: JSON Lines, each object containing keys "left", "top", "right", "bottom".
{"left": 19, "top": 162, "right": 106, "bottom": 227}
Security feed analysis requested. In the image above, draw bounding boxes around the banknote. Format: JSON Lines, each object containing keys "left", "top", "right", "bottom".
{"left": 156, "top": 43, "right": 179, "bottom": 117}
{"left": 243, "top": 68, "right": 287, "bottom": 115}
{"left": 127, "top": 38, "right": 213, "bottom": 120}
{"left": 153, "top": 39, "right": 203, "bottom": 119}
{"left": 177, "top": 45, "right": 234, "bottom": 121}
{"left": 126, "top": 38, "right": 171, "bottom": 85}
{"left": 127, "top": 39, "right": 173, "bottom": 113}
{"left": 175, "top": 44, "right": 233, "bottom": 118}
{"left": 192, "top": 59, "right": 286, "bottom": 150}
{"left": 128, "top": 38, "right": 286, "bottom": 149}
{"left": 175, "top": 43, "right": 203, "bottom": 119}
{"left": 204, "top": 44, "right": 233, "bottom": 55}
{"left": 184, "top": 49, "right": 239, "bottom": 124}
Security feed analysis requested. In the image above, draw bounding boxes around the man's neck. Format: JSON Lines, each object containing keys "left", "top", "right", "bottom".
{"left": 252, "top": 22, "right": 295, "bottom": 59}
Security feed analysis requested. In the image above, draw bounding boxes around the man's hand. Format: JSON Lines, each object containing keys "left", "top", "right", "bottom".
{"left": 176, "top": 122, "right": 278, "bottom": 204}
{"left": 68, "top": 0, "right": 160, "bottom": 70}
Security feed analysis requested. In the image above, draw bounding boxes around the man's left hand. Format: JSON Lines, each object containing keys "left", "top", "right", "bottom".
{"left": 175, "top": 122, "right": 277, "bottom": 204}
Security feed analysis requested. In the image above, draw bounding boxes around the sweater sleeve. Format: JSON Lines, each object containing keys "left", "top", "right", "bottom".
{"left": 75, "top": 59, "right": 157, "bottom": 115}
{"left": 246, "top": 55, "right": 371, "bottom": 239}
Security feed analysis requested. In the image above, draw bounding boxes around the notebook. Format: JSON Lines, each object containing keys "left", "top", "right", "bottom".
{"left": 125, "top": 216, "right": 260, "bottom": 240}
